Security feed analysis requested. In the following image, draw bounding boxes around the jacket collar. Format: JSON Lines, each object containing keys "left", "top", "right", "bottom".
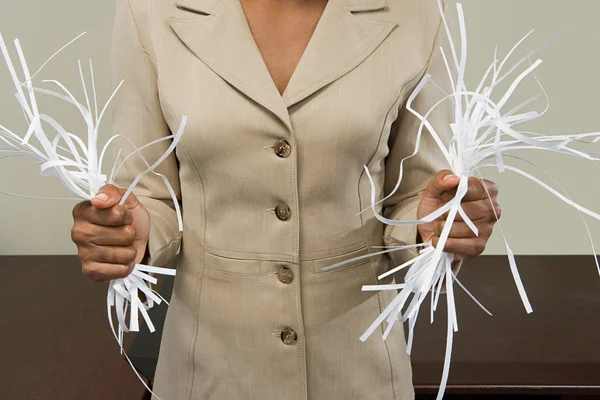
{"left": 170, "top": 0, "right": 395, "bottom": 132}
{"left": 174, "top": 0, "right": 388, "bottom": 14}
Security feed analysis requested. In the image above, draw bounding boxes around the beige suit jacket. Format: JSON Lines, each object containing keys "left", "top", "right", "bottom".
{"left": 112, "top": 0, "right": 456, "bottom": 399}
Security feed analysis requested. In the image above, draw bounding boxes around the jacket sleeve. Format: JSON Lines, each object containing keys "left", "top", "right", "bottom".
{"left": 110, "top": 0, "right": 182, "bottom": 268}
{"left": 381, "top": 2, "right": 463, "bottom": 277}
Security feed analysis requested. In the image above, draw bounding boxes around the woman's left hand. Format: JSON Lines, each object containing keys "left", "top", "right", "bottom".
{"left": 416, "top": 170, "right": 501, "bottom": 261}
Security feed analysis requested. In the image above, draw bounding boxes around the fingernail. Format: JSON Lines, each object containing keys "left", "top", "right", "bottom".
{"left": 94, "top": 193, "right": 108, "bottom": 202}
{"left": 443, "top": 174, "right": 457, "bottom": 182}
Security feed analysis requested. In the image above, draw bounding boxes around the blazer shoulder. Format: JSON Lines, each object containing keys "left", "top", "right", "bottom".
{"left": 387, "top": 0, "right": 444, "bottom": 34}
{"left": 385, "top": 0, "right": 447, "bottom": 60}
{"left": 122, "top": 0, "right": 168, "bottom": 57}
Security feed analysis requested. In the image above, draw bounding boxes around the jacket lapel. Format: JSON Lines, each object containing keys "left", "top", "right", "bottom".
{"left": 282, "top": 0, "right": 397, "bottom": 108}
{"left": 169, "top": 0, "right": 397, "bottom": 129}
{"left": 169, "top": 0, "right": 293, "bottom": 131}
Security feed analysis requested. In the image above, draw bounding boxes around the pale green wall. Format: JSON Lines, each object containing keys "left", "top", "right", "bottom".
{"left": 1, "top": 0, "right": 599, "bottom": 255}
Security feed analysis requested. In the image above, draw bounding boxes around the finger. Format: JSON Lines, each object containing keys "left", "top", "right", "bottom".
{"left": 439, "top": 178, "right": 499, "bottom": 203}
{"left": 460, "top": 199, "right": 501, "bottom": 222}
{"left": 440, "top": 188, "right": 458, "bottom": 203}
{"left": 431, "top": 236, "right": 487, "bottom": 259}
{"left": 440, "top": 198, "right": 501, "bottom": 222}
{"left": 91, "top": 184, "right": 124, "bottom": 209}
{"left": 462, "top": 177, "right": 499, "bottom": 202}
{"left": 118, "top": 187, "right": 142, "bottom": 210}
{"left": 86, "top": 244, "right": 138, "bottom": 266}
{"left": 82, "top": 261, "right": 135, "bottom": 282}
{"left": 90, "top": 205, "right": 133, "bottom": 227}
{"left": 75, "top": 202, "right": 133, "bottom": 227}
{"left": 433, "top": 220, "right": 491, "bottom": 238}
{"left": 92, "top": 184, "right": 142, "bottom": 211}
{"left": 427, "top": 170, "right": 460, "bottom": 199}
{"left": 74, "top": 224, "right": 137, "bottom": 246}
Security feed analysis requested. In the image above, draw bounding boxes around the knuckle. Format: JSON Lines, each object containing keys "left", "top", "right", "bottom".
{"left": 70, "top": 226, "right": 80, "bottom": 243}
{"left": 82, "top": 263, "right": 102, "bottom": 281}
{"left": 487, "top": 182, "right": 499, "bottom": 197}
{"left": 72, "top": 201, "right": 89, "bottom": 219}
{"left": 71, "top": 224, "right": 87, "bottom": 244}
{"left": 122, "top": 225, "right": 137, "bottom": 243}
{"left": 110, "top": 206, "right": 126, "bottom": 225}
{"left": 495, "top": 204, "right": 502, "bottom": 219}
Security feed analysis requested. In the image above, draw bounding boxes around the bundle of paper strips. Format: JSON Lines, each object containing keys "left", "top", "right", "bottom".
{"left": 323, "top": 2, "right": 600, "bottom": 399}
{"left": 0, "top": 32, "right": 185, "bottom": 396}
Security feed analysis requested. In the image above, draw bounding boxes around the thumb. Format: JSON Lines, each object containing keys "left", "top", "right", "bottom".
{"left": 427, "top": 170, "right": 460, "bottom": 199}
{"left": 91, "top": 184, "right": 124, "bottom": 209}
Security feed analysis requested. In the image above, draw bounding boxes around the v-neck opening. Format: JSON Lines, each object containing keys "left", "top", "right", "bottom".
{"left": 235, "top": 0, "right": 333, "bottom": 100}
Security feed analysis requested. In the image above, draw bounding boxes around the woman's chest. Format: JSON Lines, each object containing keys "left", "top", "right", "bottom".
{"left": 152, "top": 0, "right": 441, "bottom": 168}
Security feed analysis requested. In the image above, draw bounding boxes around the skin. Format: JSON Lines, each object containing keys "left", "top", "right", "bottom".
{"left": 71, "top": 185, "right": 150, "bottom": 283}
{"left": 417, "top": 170, "right": 501, "bottom": 262}
{"left": 71, "top": 1, "right": 501, "bottom": 281}
{"left": 238, "top": 0, "right": 329, "bottom": 96}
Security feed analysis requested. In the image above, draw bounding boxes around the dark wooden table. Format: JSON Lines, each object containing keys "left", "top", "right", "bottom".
{"left": 411, "top": 255, "right": 600, "bottom": 398}
{"left": 1, "top": 255, "right": 600, "bottom": 399}
{"left": 0, "top": 256, "right": 147, "bottom": 400}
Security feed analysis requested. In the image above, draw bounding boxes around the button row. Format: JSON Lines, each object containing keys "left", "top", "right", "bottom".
{"left": 272, "top": 139, "right": 291, "bottom": 222}
{"left": 271, "top": 139, "right": 296, "bottom": 349}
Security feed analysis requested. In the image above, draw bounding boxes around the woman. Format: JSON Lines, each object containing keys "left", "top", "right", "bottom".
{"left": 71, "top": 0, "right": 501, "bottom": 398}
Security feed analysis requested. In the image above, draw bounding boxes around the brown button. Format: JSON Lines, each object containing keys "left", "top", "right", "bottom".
{"left": 277, "top": 266, "right": 294, "bottom": 284}
{"left": 274, "top": 139, "right": 291, "bottom": 158}
{"left": 281, "top": 327, "right": 298, "bottom": 345}
{"left": 275, "top": 203, "right": 291, "bottom": 221}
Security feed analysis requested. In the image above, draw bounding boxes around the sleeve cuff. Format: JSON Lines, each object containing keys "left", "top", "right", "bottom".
{"left": 145, "top": 222, "right": 182, "bottom": 268}
{"left": 141, "top": 198, "right": 182, "bottom": 268}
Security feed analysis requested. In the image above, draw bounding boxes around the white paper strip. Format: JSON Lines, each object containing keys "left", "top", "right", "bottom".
{"left": 0, "top": 32, "right": 185, "bottom": 400}
{"left": 322, "top": 2, "right": 600, "bottom": 399}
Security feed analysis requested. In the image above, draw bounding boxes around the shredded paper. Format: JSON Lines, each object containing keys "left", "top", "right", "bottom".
{"left": 3, "top": 2, "right": 600, "bottom": 399}
{"left": 0, "top": 32, "right": 185, "bottom": 397}
{"left": 324, "top": 2, "right": 600, "bottom": 399}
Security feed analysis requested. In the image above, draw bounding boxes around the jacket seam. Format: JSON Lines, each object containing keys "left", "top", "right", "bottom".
{"left": 156, "top": 76, "right": 204, "bottom": 400}
{"left": 359, "top": 59, "right": 429, "bottom": 245}
{"left": 127, "top": 0, "right": 159, "bottom": 75}
{"left": 174, "top": 116, "right": 207, "bottom": 400}
{"left": 358, "top": 9, "right": 445, "bottom": 397}
{"left": 177, "top": 134, "right": 207, "bottom": 400}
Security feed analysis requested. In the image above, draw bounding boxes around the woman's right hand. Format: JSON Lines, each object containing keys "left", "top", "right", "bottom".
{"left": 71, "top": 184, "right": 151, "bottom": 282}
